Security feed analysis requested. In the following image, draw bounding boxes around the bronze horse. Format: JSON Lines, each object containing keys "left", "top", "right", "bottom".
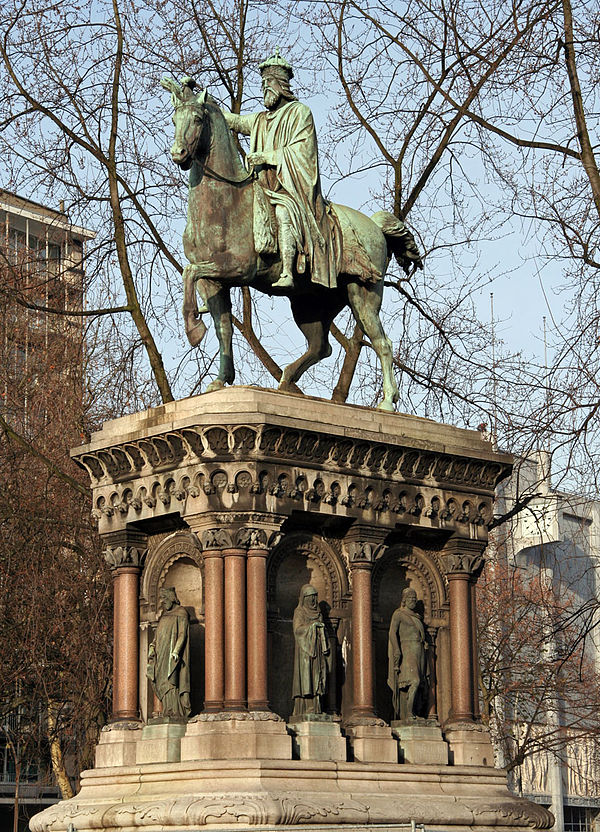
{"left": 162, "top": 77, "right": 422, "bottom": 411}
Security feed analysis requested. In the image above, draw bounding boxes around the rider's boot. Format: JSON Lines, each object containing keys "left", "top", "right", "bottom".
{"left": 271, "top": 212, "right": 296, "bottom": 290}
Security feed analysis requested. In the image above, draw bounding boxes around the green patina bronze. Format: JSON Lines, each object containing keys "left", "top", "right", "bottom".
{"left": 162, "top": 52, "right": 422, "bottom": 411}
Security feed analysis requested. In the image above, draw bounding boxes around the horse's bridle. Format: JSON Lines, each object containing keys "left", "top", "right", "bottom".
{"left": 180, "top": 101, "right": 254, "bottom": 187}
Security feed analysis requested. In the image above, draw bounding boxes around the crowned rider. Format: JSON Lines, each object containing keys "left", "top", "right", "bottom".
{"left": 223, "top": 49, "right": 337, "bottom": 290}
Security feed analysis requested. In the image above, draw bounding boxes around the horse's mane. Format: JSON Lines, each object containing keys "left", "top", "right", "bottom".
{"left": 203, "top": 95, "right": 246, "bottom": 174}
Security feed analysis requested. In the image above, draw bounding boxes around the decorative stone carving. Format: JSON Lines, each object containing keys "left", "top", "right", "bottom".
{"left": 75, "top": 423, "right": 511, "bottom": 492}
{"left": 201, "top": 528, "right": 232, "bottom": 550}
{"left": 103, "top": 545, "right": 146, "bottom": 570}
{"left": 443, "top": 551, "right": 485, "bottom": 576}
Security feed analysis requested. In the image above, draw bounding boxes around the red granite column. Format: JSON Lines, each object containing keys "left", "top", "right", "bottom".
{"left": 247, "top": 545, "right": 269, "bottom": 711}
{"left": 470, "top": 579, "right": 481, "bottom": 720}
{"left": 351, "top": 559, "right": 376, "bottom": 719}
{"left": 224, "top": 546, "right": 247, "bottom": 710}
{"left": 447, "top": 572, "right": 474, "bottom": 721}
{"left": 104, "top": 542, "right": 145, "bottom": 723}
{"left": 444, "top": 542, "right": 485, "bottom": 724}
{"left": 202, "top": 548, "right": 225, "bottom": 712}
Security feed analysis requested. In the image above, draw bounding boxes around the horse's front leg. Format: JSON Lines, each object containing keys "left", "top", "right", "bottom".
{"left": 197, "top": 279, "right": 235, "bottom": 392}
{"left": 182, "top": 265, "right": 207, "bottom": 347}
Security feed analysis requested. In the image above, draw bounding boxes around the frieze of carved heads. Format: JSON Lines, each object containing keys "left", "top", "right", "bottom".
{"left": 103, "top": 545, "right": 147, "bottom": 570}
{"left": 91, "top": 468, "right": 495, "bottom": 533}
{"left": 74, "top": 423, "right": 510, "bottom": 493}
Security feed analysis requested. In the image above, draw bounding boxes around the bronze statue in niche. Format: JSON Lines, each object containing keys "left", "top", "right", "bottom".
{"left": 147, "top": 587, "right": 191, "bottom": 719}
{"left": 387, "top": 587, "right": 428, "bottom": 721}
{"left": 291, "top": 584, "right": 330, "bottom": 716}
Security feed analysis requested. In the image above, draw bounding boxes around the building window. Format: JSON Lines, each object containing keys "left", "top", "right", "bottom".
{"left": 564, "top": 806, "right": 593, "bottom": 832}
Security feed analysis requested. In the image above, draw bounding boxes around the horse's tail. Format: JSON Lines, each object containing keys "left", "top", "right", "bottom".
{"left": 371, "top": 211, "right": 423, "bottom": 276}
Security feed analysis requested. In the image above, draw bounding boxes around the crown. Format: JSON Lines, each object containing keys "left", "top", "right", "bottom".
{"left": 259, "top": 47, "right": 294, "bottom": 79}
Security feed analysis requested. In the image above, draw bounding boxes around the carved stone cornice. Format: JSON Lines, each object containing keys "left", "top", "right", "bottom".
{"left": 74, "top": 422, "right": 511, "bottom": 493}
{"left": 103, "top": 545, "right": 147, "bottom": 571}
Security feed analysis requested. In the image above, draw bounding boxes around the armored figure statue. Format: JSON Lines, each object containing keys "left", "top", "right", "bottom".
{"left": 147, "top": 587, "right": 191, "bottom": 719}
{"left": 387, "top": 587, "right": 428, "bottom": 721}
{"left": 223, "top": 48, "right": 336, "bottom": 290}
{"left": 291, "top": 584, "right": 330, "bottom": 716}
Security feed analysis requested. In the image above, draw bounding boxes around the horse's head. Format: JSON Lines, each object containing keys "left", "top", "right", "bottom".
{"left": 161, "top": 76, "right": 208, "bottom": 170}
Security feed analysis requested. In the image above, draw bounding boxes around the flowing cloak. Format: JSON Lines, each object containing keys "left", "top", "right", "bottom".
{"left": 292, "top": 594, "right": 329, "bottom": 701}
{"left": 147, "top": 605, "right": 191, "bottom": 717}
{"left": 387, "top": 606, "right": 427, "bottom": 717}
{"left": 226, "top": 102, "right": 338, "bottom": 288}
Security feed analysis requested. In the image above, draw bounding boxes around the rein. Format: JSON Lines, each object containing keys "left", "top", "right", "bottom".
{"left": 201, "top": 164, "right": 254, "bottom": 187}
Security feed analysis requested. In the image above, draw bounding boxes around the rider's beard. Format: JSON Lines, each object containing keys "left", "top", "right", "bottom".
{"left": 264, "top": 88, "right": 280, "bottom": 110}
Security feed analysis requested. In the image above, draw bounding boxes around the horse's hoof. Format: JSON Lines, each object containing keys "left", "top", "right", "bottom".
{"left": 205, "top": 379, "right": 225, "bottom": 393}
{"left": 377, "top": 400, "right": 396, "bottom": 413}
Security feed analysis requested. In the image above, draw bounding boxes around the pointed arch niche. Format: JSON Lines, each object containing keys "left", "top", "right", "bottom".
{"left": 140, "top": 531, "right": 204, "bottom": 719}
{"left": 372, "top": 543, "right": 450, "bottom": 725}
{"left": 267, "top": 531, "right": 348, "bottom": 721}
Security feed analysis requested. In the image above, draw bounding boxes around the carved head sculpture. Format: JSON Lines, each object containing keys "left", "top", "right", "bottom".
{"left": 401, "top": 587, "right": 418, "bottom": 611}
{"left": 159, "top": 586, "right": 179, "bottom": 611}
{"left": 259, "top": 48, "right": 296, "bottom": 108}
{"left": 299, "top": 584, "right": 319, "bottom": 612}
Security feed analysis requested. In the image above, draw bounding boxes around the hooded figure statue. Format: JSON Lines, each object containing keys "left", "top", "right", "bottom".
{"left": 147, "top": 587, "right": 191, "bottom": 719}
{"left": 291, "top": 584, "right": 330, "bottom": 716}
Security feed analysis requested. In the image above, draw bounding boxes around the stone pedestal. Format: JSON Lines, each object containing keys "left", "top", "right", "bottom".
{"left": 29, "top": 388, "right": 552, "bottom": 832}
{"left": 346, "top": 721, "right": 398, "bottom": 763}
{"left": 180, "top": 712, "right": 292, "bottom": 761}
{"left": 136, "top": 719, "right": 187, "bottom": 764}
{"left": 288, "top": 716, "right": 347, "bottom": 761}
{"left": 95, "top": 723, "right": 142, "bottom": 768}
{"left": 445, "top": 723, "right": 495, "bottom": 767}
{"left": 392, "top": 721, "right": 448, "bottom": 765}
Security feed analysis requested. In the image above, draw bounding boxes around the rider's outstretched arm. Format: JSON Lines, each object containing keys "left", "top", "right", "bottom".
{"left": 222, "top": 110, "right": 257, "bottom": 136}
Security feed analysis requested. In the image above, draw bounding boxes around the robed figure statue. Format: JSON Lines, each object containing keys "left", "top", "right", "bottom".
{"left": 291, "top": 584, "right": 330, "bottom": 716}
{"left": 147, "top": 587, "right": 191, "bottom": 719}
{"left": 387, "top": 587, "right": 428, "bottom": 721}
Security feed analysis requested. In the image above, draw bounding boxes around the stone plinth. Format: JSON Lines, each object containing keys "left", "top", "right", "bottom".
{"left": 445, "top": 723, "right": 495, "bottom": 767}
{"left": 181, "top": 712, "right": 292, "bottom": 761}
{"left": 136, "top": 719, "right": 187, "bottom": 764}
{"left": 346, "top": 721, "right": 398, "bottom": 763}
{"left": 95, "top": 723, "right": 142, "bottom": 768}
{"left": 392, "top": 721, "right": 448, "bottom": 765}
{"left": 288, "top": 716, "right": 347, "bottom": 761}
{"left": 30, "top": 758, "right": 553, "bottom": 832}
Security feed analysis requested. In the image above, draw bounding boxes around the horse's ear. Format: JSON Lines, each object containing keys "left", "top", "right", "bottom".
{"left": 160, "top": 77, "right": 181, "bottom": 98}
{"left": 196, "top": 88, "right": 208, "bottom": 106}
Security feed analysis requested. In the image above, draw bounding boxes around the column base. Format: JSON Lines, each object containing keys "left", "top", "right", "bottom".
{"left": 444, "top": 722, "right": 494, "bottom": 766}
{"left": 391, "top": 720, "right": 448, "bottom": 764}
{"left": 345, "top": 718, "right": 397, "bottom": 763}
{"left": 288, "top": 715, "right": 347, "bottom": 761}
{"left": 95, "top": 722, "right": 142, "bottom": 768}
{"left": 136, "top": 718, "right": 187, "bottom": 764}
{"left": 181, "top": 711, "right": 292, "bottom": 761}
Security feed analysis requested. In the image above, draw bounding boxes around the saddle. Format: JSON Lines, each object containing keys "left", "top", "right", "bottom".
{"left": 252, "top": 181, "right": 381, "bottom": 285}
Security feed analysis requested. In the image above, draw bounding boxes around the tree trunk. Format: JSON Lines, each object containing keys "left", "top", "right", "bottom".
{"left": 47, "top": 701, "right": 74, "bottom": 800}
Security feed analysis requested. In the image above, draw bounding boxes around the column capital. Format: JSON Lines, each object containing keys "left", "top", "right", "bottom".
{"left": 200, "top": 526, "right": 269, "bottom": 553}
{"left": 442, "top": 538, "right": 486, "bottom": 578}
{"left": 345, "top": 540, "right": 386, "bottom": 566}
{"left": 103, "top": 545, "right": 147, "bottom": 572}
